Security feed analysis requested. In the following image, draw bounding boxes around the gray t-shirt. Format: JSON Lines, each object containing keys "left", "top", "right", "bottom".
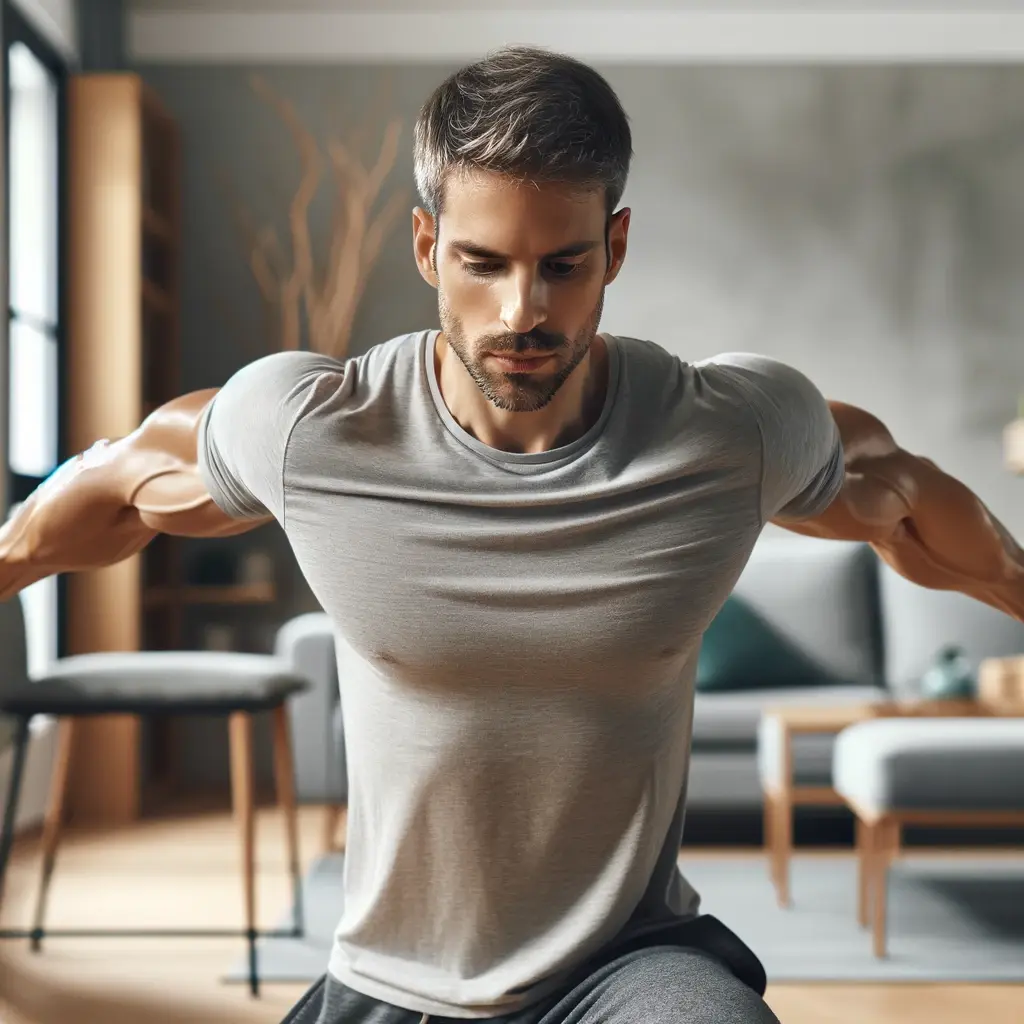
{"left": 198, "top": 330, "right": 842, "bottom": 1018}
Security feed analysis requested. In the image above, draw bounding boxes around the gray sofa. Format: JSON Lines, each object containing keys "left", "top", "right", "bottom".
{"left": 275, "top": 535, "right": 1024, "bottom": 810}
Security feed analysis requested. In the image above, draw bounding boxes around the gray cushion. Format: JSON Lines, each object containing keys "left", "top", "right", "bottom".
{"left": 833, "top": 719, "right": 1024, "bottom": 813}
{"left": 729, "top": 536, "right": 881, "bottom": 686}
{"left": 0, "top": 651, "right": 309, "bottom": 716}
{"left": 878, "top": 564, "right": 1024, "bottom": 698}
{"left": 694, "top": 684, "right": 886, "bottom": 749}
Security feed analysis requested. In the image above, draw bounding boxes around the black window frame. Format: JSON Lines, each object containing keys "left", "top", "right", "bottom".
{"left": 3, "top": 0, "right": 69, "bottom": 656}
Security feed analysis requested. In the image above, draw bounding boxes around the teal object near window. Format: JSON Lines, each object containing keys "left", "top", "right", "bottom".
{"left": 696, "top": 595, "right": 837, "bottom": 692}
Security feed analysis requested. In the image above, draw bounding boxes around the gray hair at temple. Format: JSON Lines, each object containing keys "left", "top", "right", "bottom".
{"left": 412, "top": 45, "right": 633, "bottom": 219}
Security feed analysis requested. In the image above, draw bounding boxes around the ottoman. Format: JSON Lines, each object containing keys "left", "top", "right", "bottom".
{"left": 833, "top": 718, "right": 1024, "bottom": 957}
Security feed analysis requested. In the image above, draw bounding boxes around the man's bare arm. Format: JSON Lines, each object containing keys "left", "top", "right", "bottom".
{"left": 777, "top": 401, "right": 1024, "bottom": 622}
{"left": 0, "top": 389, "right": 270, "bottom": 602}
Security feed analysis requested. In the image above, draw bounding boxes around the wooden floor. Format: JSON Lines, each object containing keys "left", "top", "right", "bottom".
{"left": 0, "top": 805, "right": 1020, "bottom": 1023}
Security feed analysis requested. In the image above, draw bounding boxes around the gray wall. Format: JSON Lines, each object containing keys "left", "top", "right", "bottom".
{"left": 137, "top": 61, "right": 1024, "bottom": 788}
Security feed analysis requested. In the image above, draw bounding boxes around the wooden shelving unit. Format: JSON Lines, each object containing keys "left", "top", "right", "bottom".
{"left": 67, "top": 75, "right": 283, "bottom": 821}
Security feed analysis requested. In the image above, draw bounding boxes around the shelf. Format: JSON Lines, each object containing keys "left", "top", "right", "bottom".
{"left": 144, "top": 583, "right": 277, "bottom": 608}
{"left": 1006, "top": 419, "right": 1024, "bottom": 475}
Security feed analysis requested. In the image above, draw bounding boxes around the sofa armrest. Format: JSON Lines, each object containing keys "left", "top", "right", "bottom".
{"left": 274, "top": 612, "right": 346, "bottom": 803}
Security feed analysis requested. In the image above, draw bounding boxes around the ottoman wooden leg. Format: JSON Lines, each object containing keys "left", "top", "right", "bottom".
{"left": 763, "top": 791, "right": 775, "bottom": 880}
{"left": 856, "top": 815, "right": 873, "bottom": 928}
{"left": 871, "top": 817, "right": 898, "bottom": 959}
{"left": 229, "top": 712, "right": 259, "bottom": 996}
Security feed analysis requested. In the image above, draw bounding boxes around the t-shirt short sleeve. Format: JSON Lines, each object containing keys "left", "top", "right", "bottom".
{"left": 704, "top": 352, "right": 845, "bottom": 524}
{"left": 198, "top": 350, "right": 344, "bottom": 522}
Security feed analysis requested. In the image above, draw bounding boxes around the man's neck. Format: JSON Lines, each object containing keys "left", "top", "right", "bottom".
{"left": 435, "top": 334, "right": 609, "bottom": 455}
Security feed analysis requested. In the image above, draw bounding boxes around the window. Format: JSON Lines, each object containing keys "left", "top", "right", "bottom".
{"left": 4, "top": 2, "right": 66, "bottom": 677}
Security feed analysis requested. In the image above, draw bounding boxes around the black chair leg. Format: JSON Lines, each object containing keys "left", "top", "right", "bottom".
{"left": 0, "top": 717, "right": 31, "bottom": 913}
{"left": 248, "top": 927, "right": 259, "bottom": 997}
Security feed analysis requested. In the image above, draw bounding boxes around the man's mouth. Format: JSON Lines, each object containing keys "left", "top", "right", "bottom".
{"left": 488, "top": 352, "right": 554, "bottom": 372}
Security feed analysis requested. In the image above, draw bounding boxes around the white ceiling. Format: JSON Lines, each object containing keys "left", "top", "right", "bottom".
{"left": 126, "top": 1, "right": 1024, "bottom": 11}
{"left": 126, "top": 2, "right": 1024, "bottom": 62}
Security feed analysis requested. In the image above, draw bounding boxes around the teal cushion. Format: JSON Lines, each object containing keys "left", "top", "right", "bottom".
{"left": 697, "top": 595, "right": 839, "bottom": 692}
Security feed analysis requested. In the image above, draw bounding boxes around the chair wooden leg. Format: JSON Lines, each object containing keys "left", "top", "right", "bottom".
{"left": 271, "top": 703, "right": 303, "bottom": 936}
{"left": 31, "top": 719, "right": 75, "bottom": 951}
{"left": 775, "top": 793, "right": 794, "bottom": 908}
{"left": 856, "top": 815, "right": 873, "bottom": 928}
{"left": 228, "top": 712, "right": 258, "bottom": 996}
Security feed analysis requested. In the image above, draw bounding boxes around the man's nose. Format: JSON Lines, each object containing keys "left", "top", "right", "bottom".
{"left": 499, "top": 269, "right": 549, "bottom": 335}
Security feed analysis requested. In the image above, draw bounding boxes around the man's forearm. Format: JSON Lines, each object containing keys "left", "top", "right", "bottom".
{"left": 872, "top": 455, "right": 1024, "bottom": 621}
{"left": 0, "top": 389, "right": 262, "bottom": 602}
{"left": 0, "top": 442, "right": 157, "bottom": 600}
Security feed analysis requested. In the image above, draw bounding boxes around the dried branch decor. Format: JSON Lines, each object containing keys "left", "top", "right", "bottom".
{"left": 224, "top": 75, "right": 409, "bottom": 359}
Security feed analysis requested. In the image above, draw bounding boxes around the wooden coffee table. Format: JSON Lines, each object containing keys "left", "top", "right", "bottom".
{"left": 761, "top": 667, "right": 1024, "bottom": 908}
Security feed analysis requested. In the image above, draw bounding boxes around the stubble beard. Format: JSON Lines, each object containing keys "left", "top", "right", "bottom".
{"left": 438, "top": 290, "right": 605, "bottom": 413}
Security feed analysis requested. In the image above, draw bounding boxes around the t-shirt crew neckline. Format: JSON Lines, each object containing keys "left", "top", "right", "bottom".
{"left": 423, "top": 328, "right": 622, "bottom": 468}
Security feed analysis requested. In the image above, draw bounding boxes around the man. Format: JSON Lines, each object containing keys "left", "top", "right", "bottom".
{"left": 2, "top": 46, "right": 1023, "bottom": 1024}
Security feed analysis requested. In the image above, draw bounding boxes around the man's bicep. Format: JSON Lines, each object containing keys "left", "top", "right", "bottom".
{"left": 199, "top": 351, "right": 342, "bottom": 522}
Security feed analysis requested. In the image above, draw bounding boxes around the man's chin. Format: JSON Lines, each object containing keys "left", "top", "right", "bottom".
{"left": 484, "top": 379, "right": 557, "bottom": 414}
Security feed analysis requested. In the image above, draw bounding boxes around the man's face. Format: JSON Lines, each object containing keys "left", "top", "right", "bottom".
{"left": 413, "top": 168, "right": 630, "bottom": 413}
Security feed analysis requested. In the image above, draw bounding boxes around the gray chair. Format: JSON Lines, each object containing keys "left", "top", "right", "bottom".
{"left": 0, "top": 596, "right": 310, "bottom": 996}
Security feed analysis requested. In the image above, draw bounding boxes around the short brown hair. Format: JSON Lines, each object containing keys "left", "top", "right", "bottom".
{"left": 413, "top": 46, "right": 633, "bottom": 219}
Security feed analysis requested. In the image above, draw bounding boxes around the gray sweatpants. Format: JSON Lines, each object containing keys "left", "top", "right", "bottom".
{"left": 281, "top": 924, "right": 780, "bottom": 1024}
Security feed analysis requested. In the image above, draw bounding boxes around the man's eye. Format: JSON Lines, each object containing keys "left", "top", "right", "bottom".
{"left": 463, "top": 262, "right": 503, "bottom": 276}
{"left": 462, "top": 261, "right": 584, "bottom": 278}
{"left": 546, "top": 261, "right": 584, "bottom": 278}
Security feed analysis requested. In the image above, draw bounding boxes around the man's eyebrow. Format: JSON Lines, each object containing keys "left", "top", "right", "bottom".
{"left": 448, "top": 240, "right": 600, "bottom": 260}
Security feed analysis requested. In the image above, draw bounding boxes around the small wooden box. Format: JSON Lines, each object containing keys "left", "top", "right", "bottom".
{"left": 978, "top": 656, "right": 1024, "bottom": 706}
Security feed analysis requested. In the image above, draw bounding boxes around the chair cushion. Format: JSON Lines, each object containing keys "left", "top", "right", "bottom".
{"left": 693, "top": 684, "right": 886, "bottom": 750}
{"left": 833, "top": 719, "right": 1024, "bottom": 814}
{"left": 0, "top": 652, "right": 309, "bottom": 716}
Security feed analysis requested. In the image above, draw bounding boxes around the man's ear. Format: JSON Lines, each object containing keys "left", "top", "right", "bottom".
{"left": 603, "top": 207, "right": 630, "bottom": 286}
{"left": 412, "top": 207, "right": 439, "bottom": 288}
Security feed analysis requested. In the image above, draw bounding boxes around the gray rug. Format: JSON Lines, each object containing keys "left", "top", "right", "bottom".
{"left": 225, "top": 852, "right": 1024, "bottom": 984}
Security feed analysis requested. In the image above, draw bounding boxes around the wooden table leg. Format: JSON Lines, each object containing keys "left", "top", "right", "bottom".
{"left": 775, "top": 724, "right": 795, "bottom": 908}
{"left": 228, "top": 712, "right": 258, "bottom": 996}
{"left": 763, "top": 789, "right": 774, "bottom": 878}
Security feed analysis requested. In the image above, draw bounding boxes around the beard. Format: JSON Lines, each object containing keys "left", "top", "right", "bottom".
{"left": 438, "top": 290, "right": 605, "bottom": 413}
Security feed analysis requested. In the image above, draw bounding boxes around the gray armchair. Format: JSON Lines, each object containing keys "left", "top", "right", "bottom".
{"left": 274, "top": 613, "right": 347, "bottom": 848}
